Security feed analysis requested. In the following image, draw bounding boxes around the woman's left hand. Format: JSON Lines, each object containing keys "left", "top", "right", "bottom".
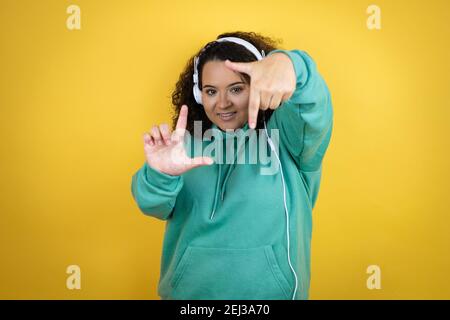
{"left": 224, "top": 52, "right": 296, "bottom": 129}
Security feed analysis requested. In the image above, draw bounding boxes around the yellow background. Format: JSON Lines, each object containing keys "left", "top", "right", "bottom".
{"left": 1, "top": 0, "right": 449, "bottom": 299}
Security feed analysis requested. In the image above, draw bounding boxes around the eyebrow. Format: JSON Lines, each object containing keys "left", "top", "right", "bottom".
{"left": 202, "top": 81, "right": 246, "bottom": 89}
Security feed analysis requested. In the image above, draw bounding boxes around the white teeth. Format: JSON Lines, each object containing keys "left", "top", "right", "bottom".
{"left": 218, "top": 112, "right": 236, "bottom": 121}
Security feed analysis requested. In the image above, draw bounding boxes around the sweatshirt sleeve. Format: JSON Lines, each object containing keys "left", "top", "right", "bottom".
{"left": 267, "top": 49, "right": 333, "bottom": 172}
{"left": 131, "top": 162, "right": 184, "bottom": 220}
{"left": 266, "top": 49, "right": 333, "bottom": 208}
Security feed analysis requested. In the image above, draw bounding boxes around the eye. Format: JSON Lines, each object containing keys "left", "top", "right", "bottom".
{"left": 230, "top": 87, "right": 243, "bottom": 94}
{"left": 205, "top": 89, "right": 216, "bottom": 96}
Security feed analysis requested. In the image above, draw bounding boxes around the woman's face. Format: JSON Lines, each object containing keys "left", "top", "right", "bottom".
{"left": 201, "top": 60, "right": 250, "bottom": 131}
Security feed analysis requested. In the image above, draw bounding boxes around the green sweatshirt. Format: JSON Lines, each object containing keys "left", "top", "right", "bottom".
{"left": 131, "top": 49, "right": 333, "bottom": 300}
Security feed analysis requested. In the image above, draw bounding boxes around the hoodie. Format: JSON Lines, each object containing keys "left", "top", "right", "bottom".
{"left": 131, "top": 49, "right": 333, "bottom": 300}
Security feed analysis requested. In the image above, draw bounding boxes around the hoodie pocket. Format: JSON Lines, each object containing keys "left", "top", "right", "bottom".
{"left": 169, "top": 245, "right": 292, "bottom": 300}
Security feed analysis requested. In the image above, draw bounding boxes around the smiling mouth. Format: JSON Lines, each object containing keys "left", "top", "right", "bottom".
{"left": 217, "top": 112, "right": 237, "bottom": 121}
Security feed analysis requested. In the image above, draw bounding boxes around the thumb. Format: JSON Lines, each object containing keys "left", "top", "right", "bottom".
{"left": 225, "top": 59, "right": 253, "bottom": 75}
{"left": 187, "top": 156, "right": 214, "bottom": 169}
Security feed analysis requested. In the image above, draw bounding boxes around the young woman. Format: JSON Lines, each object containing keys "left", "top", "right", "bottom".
{"left": 131, "top": 31, "right": 333, "bottom": 300}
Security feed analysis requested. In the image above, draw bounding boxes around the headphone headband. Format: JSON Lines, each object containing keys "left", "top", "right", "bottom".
{"left": 192, "top": 37, "right": 265, "bottom": 105}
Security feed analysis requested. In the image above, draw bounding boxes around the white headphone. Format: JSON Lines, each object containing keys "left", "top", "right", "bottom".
{"left": 192, "top": 37, "right": 299, "bottom": 300}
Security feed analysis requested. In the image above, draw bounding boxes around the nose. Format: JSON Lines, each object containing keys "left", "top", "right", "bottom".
{"left": 217, "top": 91, "right": 232, "bottom": 110}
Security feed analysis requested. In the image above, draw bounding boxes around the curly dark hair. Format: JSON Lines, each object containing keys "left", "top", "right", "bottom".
{"left": 171, "top": 31, "right": 283, "bottom": 137}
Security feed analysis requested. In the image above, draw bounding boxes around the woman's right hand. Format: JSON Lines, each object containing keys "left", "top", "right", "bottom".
{"left": 143, "top": 105, "right": 214, "bottom": 176}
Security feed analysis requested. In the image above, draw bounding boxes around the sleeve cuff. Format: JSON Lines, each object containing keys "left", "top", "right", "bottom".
{"left": 143, "top": 162, "right": 182, "bottom": 192}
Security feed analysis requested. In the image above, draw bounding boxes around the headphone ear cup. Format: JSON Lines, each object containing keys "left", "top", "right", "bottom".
{"left": 193, "top": 84, "right": 203, "bottom": 105}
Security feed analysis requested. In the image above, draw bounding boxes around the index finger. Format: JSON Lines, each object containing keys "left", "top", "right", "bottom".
{"left": 248, "top": 87, "right": 260, "bottom": 129}
{"left": 176, "top": 104, "right": 188, "bottom": 130}
{"left": 173, "top": 104, "right": 188, "bottom": 143}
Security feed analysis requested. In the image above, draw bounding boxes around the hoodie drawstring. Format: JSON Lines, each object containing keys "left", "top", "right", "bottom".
{"left": 209, "top": 163, "right": 222, "bottom": 220}
{"left": 209, "top": 132, "right": 247, "bottom": 220}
